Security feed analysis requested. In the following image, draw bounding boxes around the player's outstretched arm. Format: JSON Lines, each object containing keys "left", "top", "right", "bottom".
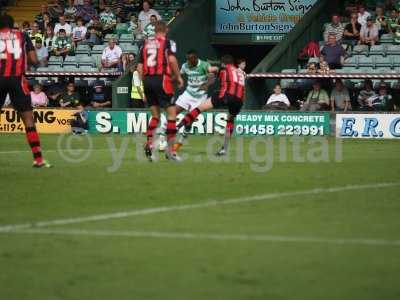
{"left": 208, "top": 66, "right": 219, "bottom": 74}
{"left": 168, "top": 55, "right": 184, "bottom": 89}
{"left": 137, "top": 63, "right": 144, "bottom": 81}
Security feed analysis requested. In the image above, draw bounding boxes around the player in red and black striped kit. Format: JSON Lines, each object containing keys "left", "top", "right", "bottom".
{"left": 177, "top": 55, "right": 246, "bottom": 156}
{"left": 0, "top": 14, "right": 51, "bottom": 168}
{"left": 138, "top": 20, "right": 184, "bottom": 162}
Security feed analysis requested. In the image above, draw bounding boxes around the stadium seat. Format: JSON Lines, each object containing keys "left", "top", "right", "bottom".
{"left": 357, "top": 67, "right": 374, "bottom": 73}
{"left": 105, "top": 34, "right": 119, "bottom": 42}
{"left": 386, "top": 44, "right": 400, "bottom": 56}
{"left": 390, "top": 55, "right": 400, "bottom": 67}
{"left": 358, "top": 56, "right": 374, "bottom": 68}
{"left": 63, "top": 65, "right": 79, "bottom": 72}
{"left": 119, "top": 33, "right": 134, "bottom": 44}
{"left": 91, "top": 45, "right": 106, "bottom": 54}
{"left": 116, "top": 23, "right": 129, "bottom": 35}
{"left": 48, "top": 56, "right": 63, "bottom": 66}
{"left": 352, "top": 45, "right": 369, "bottom": 56}
{"left": 376, "top": 56, "right": 393, "bottom": 68}
{"left": 343, "top": 55, "right": 359, "bottom": 67}
{"left": 76, "top": 44, "right": 91, "bottom": 55}
{"left": 77, "top": 55, "right": 96, "bottom": 67}
{"left": 91, "top": 54, "right": 103, "bottom": 68}
{"left": 369, "top": 45, "right": 386, "bottom": 56}
{"left": 380, "top": 33, "right": 394, "bottom": 44}
{"left": 120, "top": 43, "right": 139, "bottom": 54}
{"left": 63, "top": 55, "right": 77, "bottom": 67}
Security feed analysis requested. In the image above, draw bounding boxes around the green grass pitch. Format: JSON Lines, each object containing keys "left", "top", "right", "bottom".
{"left": 1, "top": 134, "right": 400, "bottom": 300}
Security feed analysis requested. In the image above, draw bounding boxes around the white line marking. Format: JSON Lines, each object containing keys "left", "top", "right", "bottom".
{"left": 0, "top": 149, "right": 110, "bottom": 154}
{"left": 5, "top": 228, "right": 400, "bottom": 247}
{"left": 0, "top": 182, "right": 398, "bottom": 233}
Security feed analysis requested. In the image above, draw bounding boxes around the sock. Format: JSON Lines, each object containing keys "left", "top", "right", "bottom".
{"left": 146, "top": 117, "right": 160, "bottom": 146}
{"left": 223, "top": 119, "right": 235, "bottom": 151}
{"left": 158, "top": 119, "right": 167, "bottom": 137}
{"left": 166, "top": 120, "right": 177, "bottom": 152}
{"left": 26, "top": 127, "right": 43, "bottom": 164}
{"left": 178, "top": 108, "right": 201, "bottom": 129}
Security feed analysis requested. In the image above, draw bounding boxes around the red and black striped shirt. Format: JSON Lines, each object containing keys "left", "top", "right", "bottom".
{"left": 0, "top": 29, "right": 33, "bottom": 77}
{"left": 218, "top": 64, "right": 245, "bottom": 101}
{"left": 139, "top": 36, "right": 176, "bottom": 77}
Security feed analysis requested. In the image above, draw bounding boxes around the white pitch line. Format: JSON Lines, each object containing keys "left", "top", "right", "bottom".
{"left": 0, "top": 182, "right": 398, "bottom": 233}
{"left": 0, "top": 149, "right": 110, "bottom": 154}
{"left": 5, "top": 228, "right": 400, "bottom": 247}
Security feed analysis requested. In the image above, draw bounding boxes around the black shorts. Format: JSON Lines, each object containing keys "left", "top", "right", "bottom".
{"left": 211, "top": 93, "right": 243, "bottom": 117}
{"left": 0, "top": 76, "right": 32, "bottom": 112}
{"left": 143, "top": 75, "right": 174, "bottom": 108}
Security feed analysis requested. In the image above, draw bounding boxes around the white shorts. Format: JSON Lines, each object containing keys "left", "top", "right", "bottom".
{"left": 175, "top": 91, "right": 208, "bottom": 111}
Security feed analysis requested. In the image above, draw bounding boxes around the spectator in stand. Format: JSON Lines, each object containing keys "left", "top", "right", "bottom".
{"left": 323, "top": 14, "right": 344, "bottom": 43}
{"left": 358, "top": 4, "right": 371, "bottom": 26}
{"left": 358, "top": 79, "right": 377, "bottom": 109}
{"left": 175, "top": 8, "right": 183, "bottom": 18}
{"left": 375, "top": 5, "right": 389, "bottom": 36}
{"left": 64, "top": 0, "right": 78, "bottom": 22}
{"left": 345, "top": 0, "right": 363, "bottom": 16}
{"left": 114, "top": 0, "right": 132, "bottom": 23}
{"left": 39, "top": 13, "right": 53, "bottom": 33}
{"left": 143, "top": 14, "right": 157, "bottom": 39}
{"left": 22, "top": 21, "right": 31, "bottom": 33}
{"left": 48, "top": 0, "right": 65, "bottom": 23}
{"left": 128, "top": 14, "right": 140, "bottom": 35}
{"left": 100, "top": 5, "right": 117, "bottom": 35}
{"left": 29, "top": 22, "right": 44, "bottom": 42}
{"left": 343, "top": 12, "right": 361, "bottom": 47}
{"left": 383, "top": 0, "right": 396, "bottom": 11}
{"left": 321, "top": 34, "right": 346, "bottom": 69}
{"left": 90, "top": 80, "right": 112, "bottom": 108}
{"left": 318, "top": 56, "right": 331, "bottom": 74}
{"left": 394, "top": 19, "right": 400, "bottom": 43}
{"left": 387, "top": 8, "right": 400, "bottom": 33}
{"left": 76, "top": 0, "right": 98, "bottom": 23}
{"left": 54, "top": 15, "right": 72, "bottom": 36}
{"left": 98, "top": 0, "right": 106, "bottom": 11}
{"left": 301, "top": 81, "right": 330, "bottom": 111}
{"left": 86, "top": 17, "right": 103, "bottom": 36}
{"left": 138, "top": 0, "right": 161, "bottom": 32}
{"left": 122, "top": 52, "right": 136, "bottom": 73}
{"left": 101, "top": 38, "right": 122, "bottom": 70}
{"left": 264, "top": 84, "right": 291, "bottom": 110}
{"left": 44, "top": 25, "right": 56, "bottom": 51}
{"left": 83, "top": 26, "right": 102, "bottom": 46}
{"left": 360, "top": 17, "right": 379, "bottom": 46}
{"left": 297, "top": 62, "right": 318, "bottom": 90}
{"left": 59, "top": 82, "right": 83, "bottom": 108}
{"left": 31, "top": 84, "right": 48, "bottom": 108}
{"left": 35, "top": 4, "right": 49, "bottom": 27}
{"left": 330, "top": 79, "right": 351, "bottom": 112}
{"left": 364, "top": 83, "right": 396, "bottom": 111}
{"left": 72, "top": 18, "right": 87, "bottom": 46}
{"left": 35, "top": 38, "right": 49, "bottom": 67}
{"left": 52, "top": 28, "right": 73, "bottom": 58}
{"left": 130, "top": 63, "right": 145, "bottom": 108}
{"left": 371, "top": 83, "right": 396, "bottom": 111}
